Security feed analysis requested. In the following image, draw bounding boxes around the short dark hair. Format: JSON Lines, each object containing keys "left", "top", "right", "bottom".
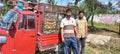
{"left": 79, "top": 10, "right": 84, "bottom": 14}
{"left": 66, "top": 8, "right": 72, "bottom": 12}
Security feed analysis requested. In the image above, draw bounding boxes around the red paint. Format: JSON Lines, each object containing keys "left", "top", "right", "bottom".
{"left": 0, "top": 36, "right": 14, "bottom": 54}
{"left": 0, "top": 29, "right": 7, "bottom": 35}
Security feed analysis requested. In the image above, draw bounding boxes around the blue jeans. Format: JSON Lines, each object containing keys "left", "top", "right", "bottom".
{"left": 78, "top": 38, "right": 86, "bottom": 54}
{"left": 63, "top": 37, "right": 79, "bottom": 54}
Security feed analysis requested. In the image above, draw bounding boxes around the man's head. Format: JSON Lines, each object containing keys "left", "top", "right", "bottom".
{"left": 79, "top": 10, "right": 84, "bottom": 19}
{"left": 66, "top": 9, "right": 72, "bottom": 18}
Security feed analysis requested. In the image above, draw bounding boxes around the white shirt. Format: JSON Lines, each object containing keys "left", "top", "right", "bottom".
{"left": 60, "top": 17, "right": 76, "bottom": 28}
{"left": 60, "top": 17, "right": 76, "bottom": 33}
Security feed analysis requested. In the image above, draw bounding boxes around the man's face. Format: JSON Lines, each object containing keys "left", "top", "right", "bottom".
{"left": 79, "top": 13, "right": 84, "bottom": 19}
{"left": 66, "top": 11, "right": 72, "bottom": 18}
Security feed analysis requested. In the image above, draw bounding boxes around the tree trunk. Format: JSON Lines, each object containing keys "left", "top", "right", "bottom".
{"left": 91, "top": 14, "right": 94, "bottom": 27}
{"left": 86, "top": 15, "right": 91, "bottom": 22}
{"left": 2, "top": 0, "right": 6, "bottom": 4}
{"left": 74, "top": 0, "right": 79, "bottom": 6}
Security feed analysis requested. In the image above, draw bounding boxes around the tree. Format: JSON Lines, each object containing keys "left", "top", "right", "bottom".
{"left": 2, "top": 0, "right": 8, "bottom": 4}
{"left": 79, "top": 0, "right": 111, "bottom": 27}
{"left": 74, "top": 0, "right": 81, "bottom": 6}
{"left": 0, "top": 0, "right": 14, "bottom": 15}
{"left": 115, "top": 0, "right": 120, "bottom": 34}
{"left": 117, "top": 0, "right": 120, "bottom": 7}
{"left": 82, "top": 0, "right": 100, "bottom": 27}
{"left": 46, "top": 0, "right": 57, "bottom": 5}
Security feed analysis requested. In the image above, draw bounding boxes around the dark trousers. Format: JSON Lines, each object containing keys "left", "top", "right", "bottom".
{"left": 78, "top": 38, "right": 86, "bottom": 54}
{"left": 63, "top": 37, "right": 79, "bottom": 54}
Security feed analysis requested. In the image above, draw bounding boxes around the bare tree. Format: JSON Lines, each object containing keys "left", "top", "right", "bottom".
{"left": 74, "top": 0, "right": 81, "bottom": 6}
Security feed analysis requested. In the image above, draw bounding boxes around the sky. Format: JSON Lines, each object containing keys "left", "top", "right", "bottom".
{"left": 40, "top": 0, "right": 110, "bottom": 6}
{"left": 40, "top": 0, "right": 119, "bottom": 10}
{"left": 40, "top": 0, "right": 75, "bottom": 6}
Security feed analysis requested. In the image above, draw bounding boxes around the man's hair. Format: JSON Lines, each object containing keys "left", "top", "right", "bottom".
{"left": 66, "top": 8, "right": 72, "bottom": 12}
{"left": 79, "top": 10, "right": 84, "bottom": 14}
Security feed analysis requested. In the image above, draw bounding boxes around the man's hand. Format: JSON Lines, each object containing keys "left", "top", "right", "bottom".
{"left": 61, "top": 38, "right": 65, "bottom": 43}
{"left": 76, "top": 35, "right": 80, "bottom": 40}
{"left": 74, "top": 26, "right": 80, "bottom": 40}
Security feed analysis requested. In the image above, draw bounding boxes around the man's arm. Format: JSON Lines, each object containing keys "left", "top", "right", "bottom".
{"left": 85, "top": 22, "right": 88, "bottom": 38}
{"left": 60, "top": 20, "right": 64, "bottom": 43}
{"left": 74, "top": 26, "right": 79, "bottom": 39}
{"left": 61, "top": 28, "right": 64, "bottom": 43}
{"left": 74, "top": 19, "right": 79, "bottom": 39}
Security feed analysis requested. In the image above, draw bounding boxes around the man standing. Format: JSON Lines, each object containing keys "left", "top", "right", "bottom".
{"left": 76, "top": 11, "right": 88, "bottom": 54}
{"left": 60, "top": 9, "right": 79, "bottom": 54}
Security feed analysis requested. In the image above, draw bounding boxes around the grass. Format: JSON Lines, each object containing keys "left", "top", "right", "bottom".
{"left": 88, "top": 21, "right": 120, "bottom": 37}
{"left": 85, "top": 44, "right": 96, "bottom": 54}
{"left": 86, "top": 21, "right": 120, "bottom": 54}
{"left": 87, "top": 42, "right": 120, "bottom": 54}
{"left": 88, "top": 21, "right": 119, "bottom": 31}
{"left": 100, "top": 42, "right": 120, "bottom": 54}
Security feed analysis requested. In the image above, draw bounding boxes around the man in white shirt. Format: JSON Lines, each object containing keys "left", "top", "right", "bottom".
{"left": 60, "top": 9, "right": 79, "bottom": 54}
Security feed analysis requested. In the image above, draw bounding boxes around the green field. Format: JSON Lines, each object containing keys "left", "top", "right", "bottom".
{"left": 88, "top": 21, "right": 119, "bottom": 37}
